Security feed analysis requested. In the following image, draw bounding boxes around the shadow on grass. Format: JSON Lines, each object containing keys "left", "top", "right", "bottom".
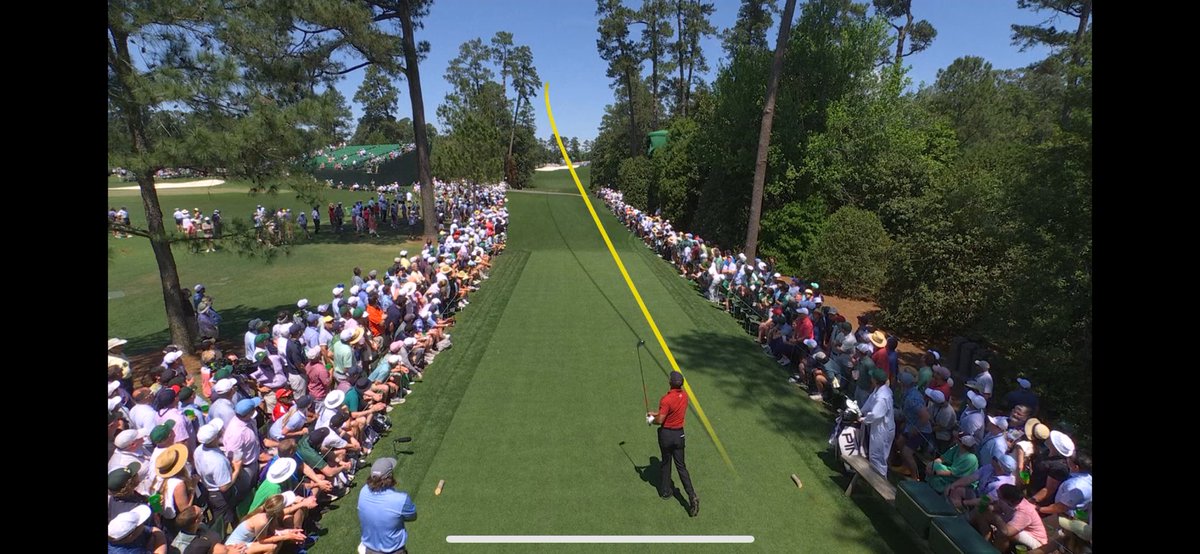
{"left": 655, "top": 329, "right": 930, "bottom": 553}
{"left": 123, "top": 302, "right": 299, "bottom": 356}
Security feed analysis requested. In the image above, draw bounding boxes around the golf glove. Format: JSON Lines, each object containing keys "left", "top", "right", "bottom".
{"left": 646, "top": 415, "right": 655, "bottom": 425}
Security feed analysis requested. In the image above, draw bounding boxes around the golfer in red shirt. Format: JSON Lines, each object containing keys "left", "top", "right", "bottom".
{"left": 648, "top": 371, "right": 700, "bottom": 517}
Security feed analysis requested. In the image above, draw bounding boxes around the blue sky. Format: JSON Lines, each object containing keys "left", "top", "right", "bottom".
{"left": 334, "top": 0, "right": 1059, "bottom": 142}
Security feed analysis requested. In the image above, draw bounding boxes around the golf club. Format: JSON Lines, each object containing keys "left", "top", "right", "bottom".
{"left": 636, "top": 339, "right": 649, "bottom": 425}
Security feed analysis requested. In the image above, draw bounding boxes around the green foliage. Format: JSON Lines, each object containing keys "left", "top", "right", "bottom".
{"left": 808, "top": 206, "right": 891, "bottom": 299}
{"left": 616, "top": 156, "right": 655, "bottom": 208}
{"left": 433, "top": 33, "right": 540, "bottom": 186}
{"left": 722, "top": 0, "right": 776, "bottom": 54}
{"left": 799, "top": 70, "right": 957, "bottom": 237}
{"left": 651, "top": 117, "right": 702, "bottom": 227}
{"left": 758, "top": 197, "right": 827, "bottom": 276}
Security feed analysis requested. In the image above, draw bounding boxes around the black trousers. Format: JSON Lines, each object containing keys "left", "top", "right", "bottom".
{"left": 658, "top": 427, "right": 696, "bottom": 499}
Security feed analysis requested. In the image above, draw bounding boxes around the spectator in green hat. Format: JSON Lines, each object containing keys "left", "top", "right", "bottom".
{"left": 108, "top": 462, "right": 148, "bottom": 521}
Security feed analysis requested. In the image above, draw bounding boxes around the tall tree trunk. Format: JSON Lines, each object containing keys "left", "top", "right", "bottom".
{"left": 743, "top": 0, "right": 797, "bottom": 261}
{"left": 1060, "top": 0, "right": 1091, "bottom": 126}
{"left": 685, "top": 40, "right": 696, "bottom": 111}
{"left": 109, "top": 27, "right": 197, "bottom": 353}
{"left": 625, "top": 69, "right": 639, "bottom": 157}
{"left": 677, "top": 1, "right": 686, "bottom": 116}
{"left": 649, "top": 9, "right": 660, "bottom": 128}
{"left": 139, "top": 173, "right": 199, "bottom": 351}
{"left": 400, "top": 0, "right": 437, "bottom": 242}
{"left": 893, "top": 11, "right": 912, "bottom": 66}
{"left": 506, "top": 95, "right": 523, "bottom": 186}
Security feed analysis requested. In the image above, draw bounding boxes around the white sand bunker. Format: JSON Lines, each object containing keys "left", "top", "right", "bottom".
{"left": 112, "top": 179, "right": 225, "bottom": 191}
{"left": 535, "top": 163, "right": 582, "bottom": 172}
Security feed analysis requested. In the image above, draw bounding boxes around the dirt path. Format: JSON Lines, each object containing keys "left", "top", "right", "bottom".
{"left": 820, "top": 294, "right": 927, "bottom": 367}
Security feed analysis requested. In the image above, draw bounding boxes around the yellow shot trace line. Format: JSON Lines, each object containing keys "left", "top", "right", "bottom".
{"left": 543, "top": 83, "right": 736, "bottom": 473}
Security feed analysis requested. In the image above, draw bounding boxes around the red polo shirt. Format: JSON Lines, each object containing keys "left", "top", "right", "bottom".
{"left": 659, "top": 388, "right": 688, "bottom": 429}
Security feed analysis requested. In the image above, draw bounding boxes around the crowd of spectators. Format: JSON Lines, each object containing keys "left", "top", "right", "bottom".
{"left": 599, "top": 187, "right": 1091, "bottom": 554}
{"left": 107, "top": 183, "right": 509, "bottom": 553}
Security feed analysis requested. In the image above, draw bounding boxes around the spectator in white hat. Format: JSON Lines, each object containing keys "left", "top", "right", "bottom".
{"left": 209, "top": 379, "right": 239, "bottom": 432}
{"left": 1031, "top": 430, "right": 1077, "bottom": 508}
{"left": 926, "top": 388, "right": 957, "bottom": 452}
{"left": 968, "top": 360, "right": 994, "bottom": 400}
{"left": 110, "top": 430, "right": 153, "bottom": 495}
{"left": 195, "top": 418, "right": 244, "bottom": 539}
{"left": 927, "top": 432, "right": 979, "bottom": 494}
{"left": 959, "top": 390, "right": 988, "bottom": 444}
{"left": 947, "top": 453, "right": 1017, "bottom": 511}
{"left": 304, "top": 346, "right": 331, "bottom": 402}
{"left": 977, "top": 415, "right": 1013, "bottom": 470}
{"left": 107, "top": 504, "right": 166, "bottom": 553}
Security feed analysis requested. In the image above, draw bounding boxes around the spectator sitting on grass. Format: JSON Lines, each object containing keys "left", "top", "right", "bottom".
{"left": 927, "top": 431, "right": 979, "bottom": 494}
{"left": 978, "top": 483, "right": 1048, "bottom": 552}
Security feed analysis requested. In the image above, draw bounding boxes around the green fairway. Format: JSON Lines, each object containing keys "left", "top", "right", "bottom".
{"left": 311, "top": 170, "right": 928, "bottom": 552}
{"left": 107, "top": 180, "right": 421, "bottom": 353}
{"left": 527, "top": 165, "right": 590, "bottom": 192}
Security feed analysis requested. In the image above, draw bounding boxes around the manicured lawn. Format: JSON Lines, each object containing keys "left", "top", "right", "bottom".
{"left": 309, "top": 169, "right": 928, "bottom": 553}
{"left": 107, "top": 180, "right": 422, "bottom": 353}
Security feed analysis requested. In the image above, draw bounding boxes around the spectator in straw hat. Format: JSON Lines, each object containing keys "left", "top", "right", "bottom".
{"left": 1013, "top": 417, "right": 1051, "bottom": 489}
{"left": 150, "top": 442, "right": 195, "bottom": 538}
{"left": 927, "top": 432, "right": 980, "bottom": 494}
{"left": 107, "top": 504, "right": 167, "bottom": 553}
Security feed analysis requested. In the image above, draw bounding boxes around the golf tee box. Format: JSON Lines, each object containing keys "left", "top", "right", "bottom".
{"left": 791, "top": 474, "right": 803, "bottom": 489}
{"left": 435, "top": 479, "right": 446, "bottom": 496}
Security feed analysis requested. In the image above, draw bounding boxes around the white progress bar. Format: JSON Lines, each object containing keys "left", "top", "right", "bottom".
{"left": 446, "top": 535, "right": 755, "bottom": 544}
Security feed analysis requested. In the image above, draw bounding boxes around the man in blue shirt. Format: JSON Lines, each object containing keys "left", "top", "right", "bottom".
{"left": 359, "top": 457, "right": 417, "bottom": 554}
